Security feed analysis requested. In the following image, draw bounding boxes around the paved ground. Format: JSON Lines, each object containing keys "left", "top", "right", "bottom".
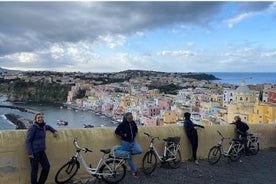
{"left": 76, "top": 148, "right": 276, "bottom": 184}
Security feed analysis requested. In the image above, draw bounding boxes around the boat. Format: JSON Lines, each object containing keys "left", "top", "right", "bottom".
{"left": 83, "top": 123, "right": 94, "bottom": 128}
{"left": 57, "top": 120, "right": 69, "bottom": 126}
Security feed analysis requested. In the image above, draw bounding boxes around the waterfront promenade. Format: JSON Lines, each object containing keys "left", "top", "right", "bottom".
{"left": 78, "top": 148, "right": 276, "bottom": 184}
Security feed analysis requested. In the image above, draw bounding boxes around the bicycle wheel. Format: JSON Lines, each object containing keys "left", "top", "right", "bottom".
{"left": 229, "top": 144, "right": 242, "bottom": 162}
{"left": 55, "top": 158, "right": 80, "bottom": 184}
{"left": 167, "top": 149, "right": 182, "bottom": 169}
{"left": 142, "top": 151, "right": 157, "bottom": 175}
{"left": 208, "top": 146, "right": 221, "bottom": 165}
{"left": 100, "top": 159, "right": 126, "bottom": 184}
{"left": 249, "top": 141, "right": 259, "bottom": 155}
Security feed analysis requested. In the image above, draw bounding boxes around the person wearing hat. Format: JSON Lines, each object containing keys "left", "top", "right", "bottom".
{"left": 183, "top": 112, "right": 204, "bottom": 165}
{"left": 115, "top": 112, "right": 142, "bottom": 178}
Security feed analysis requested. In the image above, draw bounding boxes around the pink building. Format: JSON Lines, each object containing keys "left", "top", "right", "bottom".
{"left": 142, "top": 117, "right": 161, "bottom": 126}
{"left": 158, "top": 99, "right": 171, "bottom": 111}
{"left": 268, "top": 89, "right": 276, "bottom": 104}
{"left": 145, "top": 106, "right": 161, "bottom": 116}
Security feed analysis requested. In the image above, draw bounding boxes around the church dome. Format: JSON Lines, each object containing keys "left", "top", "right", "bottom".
{"left": 235, "top": 80, "right": 251, "bottom": 94}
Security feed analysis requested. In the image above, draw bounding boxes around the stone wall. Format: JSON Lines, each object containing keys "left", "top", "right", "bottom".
{"left": 0, "top": 124, "right": 275, "bottom": 184}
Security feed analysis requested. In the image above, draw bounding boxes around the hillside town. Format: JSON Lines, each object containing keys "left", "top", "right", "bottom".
{"left": 64, "top": 73, "right": 276, "bottom": 126}
{"left": 1, "top": 68, "right": 276, "bottom": 126}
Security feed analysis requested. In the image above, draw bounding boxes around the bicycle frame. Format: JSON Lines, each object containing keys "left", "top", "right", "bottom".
{"left": 73, "top": 138, "right": 126, "bottom": 177}
{"left": 145, "top": 133, "right": 180, "bottom": 161}
{"left": 215, "top": 130, "right": 235, "bottom": 157}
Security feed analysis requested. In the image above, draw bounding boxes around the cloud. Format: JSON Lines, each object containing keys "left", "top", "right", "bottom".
{"left": 0, "top": 2, "right": 275, "bottom": 73}
{"left": 0, "top": 2, "right": 224, "bottom": 56}
{"left": 97, "top": 34, "right": 126, "bottom": 49}
{"left": 223, "top": 2, "right": 274, "bottom": 28}
{"left": 157, "top": 50, "right": 194, "bottom": 57}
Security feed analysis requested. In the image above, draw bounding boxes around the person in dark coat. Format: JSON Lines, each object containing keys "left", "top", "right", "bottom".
{"left": 183, "top": 112, "right": 204, "bottom": 165}
{"left": 115, "top": 112, "right": 142, "bottom": 178}
{"left": 231, "top": 115, "right": 249, "bottom": 155}
{"left": 26, "top": 112, "right": 58, "bottom": 184}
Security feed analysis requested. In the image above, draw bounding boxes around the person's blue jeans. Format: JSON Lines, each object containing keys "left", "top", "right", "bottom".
{"left": 30, "top": 151, "right": 50, "bottom": 184}
{"left": 121, "top": 140, "right": 142, "bottom": 172}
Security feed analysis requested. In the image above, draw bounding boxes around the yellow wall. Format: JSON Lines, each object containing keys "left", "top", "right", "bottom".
{"left": 1, "top": 124, "right": 276, "bottom": 184}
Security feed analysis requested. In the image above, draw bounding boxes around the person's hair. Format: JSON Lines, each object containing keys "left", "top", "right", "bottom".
{"left": 184, "top": 112, "right": 191, "bottom": 119}
{"left": 234, "top": 115, "right": 241, "bottom": 121}
{"left": 124, "top": 112, "right": 132, "bottom": 119}
{"left": 34, "top": 112, "right": 43, "bottom": 121}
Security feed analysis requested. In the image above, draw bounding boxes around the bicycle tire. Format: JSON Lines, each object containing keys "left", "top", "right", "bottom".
{"left": 249, "top": 141, "right": 259, "bottom": 155}
{"left": 142, "top": 151, "right": 157, "bottom": 175}
{"left": 229, "top": 143, "right": 242, "bottom": 162}
{"left": 99, "top": 159, "right": 126, "bottom": 184}
{"left": 55, "top": 158, "right": 80, "bottom": 184}
{"left": 208, "top": 146, "right": 222, "bottom": 165}
{"left": 167, "top": 149, "right": 182, "bottom": 169}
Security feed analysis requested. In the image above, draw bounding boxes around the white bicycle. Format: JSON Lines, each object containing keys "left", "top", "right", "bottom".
{"left": 55, "top": 138, "right": 127, "bottom": 184}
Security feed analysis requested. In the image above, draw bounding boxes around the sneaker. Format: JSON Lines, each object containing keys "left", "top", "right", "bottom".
{"left": 195, "top": 160, "right": 199, "bottom": 165}
{"left": 132, "top": 171, "right": 139, "bottom": 178}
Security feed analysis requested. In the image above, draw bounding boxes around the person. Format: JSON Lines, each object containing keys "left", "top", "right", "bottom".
{"left": 231, "top": 115, "right": 249, "bottom": 155}
{"left": 115, "top": 112, "right": 142, "bottom": 178}
{"left": 183, "top": 112, "right": 204, "bottom": 165}
{"left": 26, "top": 112, "right": 58, "bottom": 184}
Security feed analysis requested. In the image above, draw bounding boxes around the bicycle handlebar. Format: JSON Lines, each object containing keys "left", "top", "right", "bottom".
{"left": 73, "top": 138, "right": 92, "bottom": 153}
{"left": 144, "top": 132, "right": 159, "bottom": 140}
{"left": 217, "top": 130, "right": 230, "bottom": 140}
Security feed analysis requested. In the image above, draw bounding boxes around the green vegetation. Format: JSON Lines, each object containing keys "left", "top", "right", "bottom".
{"left": 147, "top": 84, "right": 184, "bottom": 95}
{"left": 0, "top": 79, "right": 71, "bottom": 103}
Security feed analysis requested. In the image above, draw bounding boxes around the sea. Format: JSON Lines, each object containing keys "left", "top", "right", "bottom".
{"left": 1, "top": 72, "right": 276, "bottom": 130}
{"left": 0, "top": 100, "right": 115, "bottom": 130}
{"left": 209, "top": 72, "right": 276, "bottom": 85}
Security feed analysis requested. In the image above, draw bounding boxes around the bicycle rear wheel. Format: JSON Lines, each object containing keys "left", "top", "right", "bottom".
{"left": 55, "top": 158, "right": 79, "bottom": 184}
{"left": 167, "top": 149, "right": 182, "bottom": 169}
{"left": 229, "top": 144, "right": 242, "bottom": 162}
{"left": 208, "top": 146, "right": 221, "bottom": 165}
{"left": 100, "top": 159, "right": 126, "bottom": 184}
{"left": 249, "top": 141, "right": 259, "bottom": 155}
{"left": 142, "top": 151, "right": 157, "bottom": 175}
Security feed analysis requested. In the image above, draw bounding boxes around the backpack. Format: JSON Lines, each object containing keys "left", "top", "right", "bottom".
{"left": 238, "top": 121, "right": 249, "bottom": 132}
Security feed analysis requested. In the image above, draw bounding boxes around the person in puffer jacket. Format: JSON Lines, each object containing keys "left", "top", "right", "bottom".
{"left": 26, "top": 112, "right": 58, "bottom": 184}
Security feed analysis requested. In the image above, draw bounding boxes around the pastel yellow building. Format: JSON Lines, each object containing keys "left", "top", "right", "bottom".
{"left": 249, "top": 102, "right": 276, "bottom": 124}
{"left": 119, "top": 95, "right": 139, "bottom": 109}
{"left": 163, "top": 111, "right": 178, "bottom": 125}
{"left": 227, "top": 80, "right": 257, "bottom": 123}
{"left": 148, "top": 89, "right": 160, "bottom": 98}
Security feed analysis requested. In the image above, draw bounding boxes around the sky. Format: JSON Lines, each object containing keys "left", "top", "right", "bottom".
{"left": 0, "top": 1, "right": 276, "bottom": 73}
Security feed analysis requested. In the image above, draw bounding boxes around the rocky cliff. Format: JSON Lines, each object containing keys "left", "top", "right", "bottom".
{"left": 2, "top": 80, "right": 71, "bottom": 103}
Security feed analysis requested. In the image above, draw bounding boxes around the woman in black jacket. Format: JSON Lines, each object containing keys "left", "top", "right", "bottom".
{"left": 183, "top": 112, "right": 204, "bottom": 165}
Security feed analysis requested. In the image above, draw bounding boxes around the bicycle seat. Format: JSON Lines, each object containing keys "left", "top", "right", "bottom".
{"left": 100, "top": 149, "right": 111, "bottom": 154}
{"left": 163, "top": 137, "right": 180, "bottom": 144}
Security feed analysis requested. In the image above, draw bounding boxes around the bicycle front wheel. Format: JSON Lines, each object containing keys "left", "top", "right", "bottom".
{"left": 208, "top": 146, "right": 222, "bottom": 165}
{"left": 55, "top": 158, "right": 79, "bottom": 184}
{"left": 229, "top": 144, "right": 242, "bottom": 162}
{"left": 100, "top": 159, "right": 126, "bottom": 184}
{"left": 142, "top": 151, "right": 157, "bottom": 175}
{"left": 167, "top": 149, "right": 182, "bottom": 169}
